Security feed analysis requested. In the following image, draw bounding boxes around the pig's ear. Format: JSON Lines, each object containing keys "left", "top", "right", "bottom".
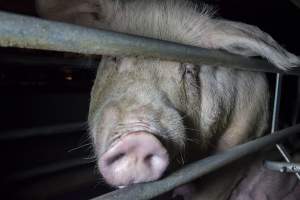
{"left": 35, "top": 0, "right": 104, "bottom": 27}
{"left": 203, "top": 20, "right": 299, "bottom": 70}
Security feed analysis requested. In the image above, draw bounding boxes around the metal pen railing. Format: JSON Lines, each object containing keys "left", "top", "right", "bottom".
{"left": 0, "top": 11, "right": 300, "bottom": 75}
{"left": 0, "top": 122, "right": 86, "bottom": 140}
{"left": 93, "top": 125, "right": 300, "bottom": 200}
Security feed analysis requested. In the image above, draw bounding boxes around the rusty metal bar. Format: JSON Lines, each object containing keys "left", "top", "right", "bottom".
{"left": 92, "top": 124, "right": 300, "bottom": 200}
{"left": 0, "top": 11, "right": 300, "bottom": 75}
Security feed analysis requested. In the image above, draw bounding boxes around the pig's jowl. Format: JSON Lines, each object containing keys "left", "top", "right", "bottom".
{"left": 36, "top": 0, "right": 300, "bottom": 199}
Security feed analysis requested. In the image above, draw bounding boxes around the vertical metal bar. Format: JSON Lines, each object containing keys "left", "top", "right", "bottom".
{"left": 271, "top": 73, "right": 300, "bottom": 180}
{"left": 271, "top": 74, "right": 282, "bottom": 132}
{"left": 292, "top": 78, "right": 300, "bottom": 124}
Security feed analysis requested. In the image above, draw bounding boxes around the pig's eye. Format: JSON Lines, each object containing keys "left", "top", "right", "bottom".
{"left": 181, "top": 63, "right": 198, "bottom": 80}
{"left": 107, "top": 56, "right": 121, "bottom": 64}
{"left": 111, "top": 57, "right": 118, "bottom": 63}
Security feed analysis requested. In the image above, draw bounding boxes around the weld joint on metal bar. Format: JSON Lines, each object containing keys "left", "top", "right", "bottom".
{"left": 264, "top": 160, "right": 300, "bottom": 173}
{"left": 271, "top": 73, "right": 300, "bottom": 180}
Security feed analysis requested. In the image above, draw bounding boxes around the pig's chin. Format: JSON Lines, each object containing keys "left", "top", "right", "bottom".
{"left": 98, "top": 131, "right": 170, "bottom": 187}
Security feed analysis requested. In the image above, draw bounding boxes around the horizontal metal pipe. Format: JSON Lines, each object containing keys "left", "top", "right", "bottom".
{"left": 3, "top": 158, "right": 93, "bottom": 183}
{"left": 0, "top": 11, "right": 300, "bottom": 75}
{"left": 0, "top": 53, "right": 99, "bottom": 69}
{"left": 264, "top": 160, "right": 300, "bottom": 173}
{"left": 0, "top": 122, "right": 86, "bottom": 140}
{"left": 92, "top": 124, "right": 300, "bottom": 200}
{"left": 3, "top": 164, "right": 107, "bottom": 200}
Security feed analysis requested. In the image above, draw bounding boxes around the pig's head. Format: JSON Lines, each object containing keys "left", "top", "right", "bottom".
{"left": 88, "top": 57, "right": 201, "bottom": 187}
{"left": 36, "top": 0, "right": 300, "bottom": 188}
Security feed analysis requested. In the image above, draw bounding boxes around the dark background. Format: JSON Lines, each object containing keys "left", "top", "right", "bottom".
{"left": 0, "top": 0, "right": 299, "bottom": 199}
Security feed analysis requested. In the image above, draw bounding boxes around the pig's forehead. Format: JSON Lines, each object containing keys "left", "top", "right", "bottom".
{"left": 118, "top": 56, "right": 182, "bottom": 73}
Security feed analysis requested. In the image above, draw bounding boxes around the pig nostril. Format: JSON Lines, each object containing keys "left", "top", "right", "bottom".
{"left": 106, "top": 153, "right": 125, "bottom": 165}
{"left": 144, "top": 154, "right": 154, "bottom": 164}
{"left": 144, "top": 154, "right": 154, "bottom": 166}
{"left": 144, "top": 153, "right": 165, "bottom": 170}
{"left": 99, "top": 132, "right": 169, "bottom": 187}
{"left": 145, "top": 154, "right": 154, "bottom": 160}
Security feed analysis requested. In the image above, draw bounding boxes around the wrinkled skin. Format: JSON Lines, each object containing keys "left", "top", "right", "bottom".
{"left": 36, "top": 0, "right": 300, "bottom": 199}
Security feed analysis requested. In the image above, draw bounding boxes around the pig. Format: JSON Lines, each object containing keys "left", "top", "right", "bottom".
{"left": 36, "top": 0, "right": 300, "bottom": 199}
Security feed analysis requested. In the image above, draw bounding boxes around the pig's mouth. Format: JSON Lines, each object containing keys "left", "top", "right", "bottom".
{"left": 98, "top": 129, "right": 171, "bottom": 187}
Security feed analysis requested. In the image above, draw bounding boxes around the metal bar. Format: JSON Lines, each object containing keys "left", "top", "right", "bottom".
{"left": 3, "top": 164, "right": 107, "bottom": 200}
{"left": 271, "top": 74, "right": 300, "bottom": 180}
{"left": 3, "top": 158, "right": 93, "bottom": 183}
{"left": 0, "top": 53, "right": 100, "bottom": 69}
{"left": 92, "top": 124, "right": 300, "bottom": 200}
{"left": 292, "top": 78, "right": 300, "bottom": 124}
{"left": 271, "top": 74, "right": 283, "bottom": 133}
{"left": 0, "top": 122, "right": 86, "bottom": 140}
{"left": 0, "top": 11, "right": 300, "bottom": 75}
{"left": 264, "top": 160, "right": 300, "bottom": 173}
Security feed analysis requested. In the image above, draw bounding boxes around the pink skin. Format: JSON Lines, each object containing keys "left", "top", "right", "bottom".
{"left": 99, "top": 131, "right": 169, "bottom": 187}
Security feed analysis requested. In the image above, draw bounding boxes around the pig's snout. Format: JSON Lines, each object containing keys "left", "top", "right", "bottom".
{"left": 99, "top": 131, "right": 169, "bottom": 187}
